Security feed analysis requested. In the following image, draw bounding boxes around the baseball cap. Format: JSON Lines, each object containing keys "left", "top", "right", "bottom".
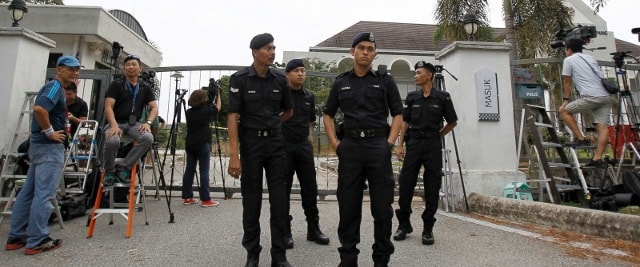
{"left": 56, "top": 56, "right": 84, "bottom": 68}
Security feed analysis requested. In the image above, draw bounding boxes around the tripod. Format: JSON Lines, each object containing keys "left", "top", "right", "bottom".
{"left": 208, "top": 79, "right": 227, "bottom": 199}
{"left": 611, "top": 52, "right": 640, "bottom": 180}
{"left": 432, "top": 65, "right": 470, "bottom": 212}
{"left": 157, "top": 88, "right": 188, "bottom": 223}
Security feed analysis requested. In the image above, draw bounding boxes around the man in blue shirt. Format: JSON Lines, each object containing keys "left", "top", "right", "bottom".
{"left": 5, "top": 55, "right": 82, "bottom": 255}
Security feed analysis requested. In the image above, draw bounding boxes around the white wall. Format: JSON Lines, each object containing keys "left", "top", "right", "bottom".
{"left": 436, "top": 41, "right": 525, "bottom": 198}
{"left": 0, "top": 28, "right": 55, "bottom": 153}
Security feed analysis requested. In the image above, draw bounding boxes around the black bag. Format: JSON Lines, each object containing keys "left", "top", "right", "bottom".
{"left": 601, "top": 78, "right": 619, "bottom": 94}
{"left": 58, "top": 194, "right": 87, "bottom": 220}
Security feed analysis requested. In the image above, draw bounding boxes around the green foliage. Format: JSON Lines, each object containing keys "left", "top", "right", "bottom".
{"left": 433, "top": 0, "right": 573, "bottom": 60}
{"left": 434, "top": 0, "right": 491, "bottom": 43}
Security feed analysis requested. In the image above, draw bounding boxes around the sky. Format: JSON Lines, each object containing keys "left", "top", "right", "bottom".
{"left": 63, "top": 0, "right": 640, "bottom": 67}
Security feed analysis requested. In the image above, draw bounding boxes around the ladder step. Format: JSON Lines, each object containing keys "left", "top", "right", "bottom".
{"left": 64, "top": 172, "right": 88, "bottom": 177}
{"left": 553, "top": 177, "right": 571, "bottom": 182}
{"left": 526, "top": 104, "right": 546, "bottom": 111}
{"left": 541, "top": 142, "right": 562, "bottom": 148}
{"left": 548, "top": 162, "right": 572, "bottom": 168}
{"left": 556, "top": 184, "right": 583, "bottom": 191}
{"left": 533, "top": 122, "right": 554, "bottom": 128}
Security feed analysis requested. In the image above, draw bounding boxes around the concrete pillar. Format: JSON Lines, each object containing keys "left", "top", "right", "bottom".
{"left": 434, "top": 41, "right": 525, "bottom": 203}
{"left": 0, "top": 27, "right": 55, "bottom": 153}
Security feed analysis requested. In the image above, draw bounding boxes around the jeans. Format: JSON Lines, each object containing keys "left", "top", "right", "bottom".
{"left": 8, "top": 142, "right": 64, "bottom": 248}
{"left": 182, "top": 143, "right": 211, "bottom": 201}
{"left": 103, "top": 123, "right": 153, "bottom": 173}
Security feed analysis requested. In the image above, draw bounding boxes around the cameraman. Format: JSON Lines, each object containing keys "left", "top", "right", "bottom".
{"left": 559, "top": 38, "right": 617, "bottom": 167}
{"left": 182, "top": 89, "right": 221, "bottom": 207}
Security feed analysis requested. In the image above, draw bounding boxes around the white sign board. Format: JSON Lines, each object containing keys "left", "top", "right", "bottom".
{"left": 475, "top": 68, "right": 500, "bottom": 121}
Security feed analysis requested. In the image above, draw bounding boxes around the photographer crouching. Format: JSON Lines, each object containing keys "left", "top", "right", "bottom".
{"left": 182, "top": 82, "right": 222, "bottom": 207}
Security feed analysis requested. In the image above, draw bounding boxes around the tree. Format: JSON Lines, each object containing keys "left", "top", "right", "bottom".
{"left": 0, "top": 0, "right": 64, "bottom": 4}
{"left": 435, "top": 0, "right": 608, "bottom": 60}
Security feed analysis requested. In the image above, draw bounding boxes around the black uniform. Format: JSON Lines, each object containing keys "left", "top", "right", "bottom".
{"left": 396, "top": 89, "right": 458, "bottom": 234}
{"left": 228, "top": 65, "right": 292, "bottom": 262}
{"left": 282, "top": 87, "right": 319, "bottom": 225}
{"left": 323, "top": 69, "right": 403, "bottom": 266}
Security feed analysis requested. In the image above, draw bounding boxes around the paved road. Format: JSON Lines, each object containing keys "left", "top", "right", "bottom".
{"left": 0, "top": 194, "right": 634, "bottom": 266}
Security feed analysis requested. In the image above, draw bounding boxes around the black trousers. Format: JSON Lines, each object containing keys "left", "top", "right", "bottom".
{"left": 240, "top": 135, "right": 288, "bottom": 262}
{"left": 336, "top": 137, "right": 395, "bottom": 266}
{"left": 396, "top": 137, "right": 443, "bottom": 233}
{"left": 284, "top": 139, "right": 319, "bottom": 222}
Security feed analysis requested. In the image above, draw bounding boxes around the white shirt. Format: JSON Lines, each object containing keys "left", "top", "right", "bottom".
{"left": 562, "top": 52, "right": 608, "bottom": 97}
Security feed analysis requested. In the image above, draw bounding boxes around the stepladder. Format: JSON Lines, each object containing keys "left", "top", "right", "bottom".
{"left": 61, "top": 120, "right": 99, "bottom": 195}
{"left": 0, "top": 92, "right": 64, "bottom": 227}
{"left": 518, "top": 104, "right": 591, "bottom": 204}
{"left": 86, "top": 157, "right": 148, "bottom": 238}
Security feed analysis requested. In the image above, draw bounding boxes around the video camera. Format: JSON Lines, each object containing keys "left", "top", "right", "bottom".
{"left": 207, "top": 78, "right": 220, "bottom": 106}
{"left": 549, "top": 25, "right": 597, "bottom": 49}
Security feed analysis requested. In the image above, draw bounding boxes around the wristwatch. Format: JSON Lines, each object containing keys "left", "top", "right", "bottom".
{"left": 563, "top": 97, "right": 570, "bottom": 101}
{"left": 146, "top": 120, "right": 152, "bottom": 125}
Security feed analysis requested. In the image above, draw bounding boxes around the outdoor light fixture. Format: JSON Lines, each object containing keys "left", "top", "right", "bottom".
{"left": 462, "top": 12, "right": 479, "bottom": 41}
{"left": 8, "top": 0, "right": 28, "bottom": 27}
{"left": 170, "top": 71, "right": 184, "bottom": 95}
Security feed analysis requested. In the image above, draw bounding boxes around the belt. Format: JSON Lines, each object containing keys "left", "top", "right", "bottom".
{"left": 285, "top": 135, "right": 307, "bottom": 143}
{"left": 344, "top": 128, "right": 388, "bottom": 139}
{"left": 409, "top": 130, "right": 440, "bottom": 139}
{"left": 242, "top": 128, "right": 279, "bottom": 137}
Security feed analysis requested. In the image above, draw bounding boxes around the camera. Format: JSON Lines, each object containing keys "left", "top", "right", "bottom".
{"left": 140, "top": 70, "right": 156, "bottom": 89}
{"left": 207, "top": 78, "right": 220, "bottom": 106}
{"left": 549, "top": 25, "right": 597, "bottom": 49}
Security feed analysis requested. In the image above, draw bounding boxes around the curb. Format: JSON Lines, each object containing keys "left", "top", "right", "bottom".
{"left": 468, "top": 192, "right": 640, "bottom": 242}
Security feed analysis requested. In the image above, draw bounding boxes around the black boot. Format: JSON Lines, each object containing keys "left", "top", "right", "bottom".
{"left": 245, "top": 253, "right": 259, "bottom": 267}
{"left": 285, "top": 215, "right": 294, "bottom": 249}
{"left": 422, "top": 231, "right": 434, "bottom": 245}
{"left": 307, "top": 219, "right": 330, "bottom": 245}
{"left": 271, "top": 260, "right": 293, "bottom": 267}
{"left": 393, "top": 209, "right": 412, "bottom": 241}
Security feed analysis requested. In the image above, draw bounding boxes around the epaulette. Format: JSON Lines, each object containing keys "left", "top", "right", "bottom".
{"left": 232, "top": 67, "right": 250, "bottom": 77}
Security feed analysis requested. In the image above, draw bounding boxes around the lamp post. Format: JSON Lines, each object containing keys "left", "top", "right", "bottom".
{"left": 169, "top": 71, "right": 184, "bottom": 155}
{"left": 170, "top": 71, "right": 184, "bottom": 95}
{"left": 8, "top": 0, "right": 28, "bottom": 27}
{"left": 462, "top": 12, "right": 479, "bottom": 41}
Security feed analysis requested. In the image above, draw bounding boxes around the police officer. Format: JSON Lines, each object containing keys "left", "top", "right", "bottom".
{"left": 227, "top": 33, "right": 293, "bottom": 267}
{"left": 393, "top": 61, "right": 458, "bottom": 245}
{"left": 282, "top": 59, "right": 330, "bottom": 249}
{"left": 323, "top": 32, "right": 403, "bottom": 267}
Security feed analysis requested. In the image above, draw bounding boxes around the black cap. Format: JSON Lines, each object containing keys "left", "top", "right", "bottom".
{"left": 250, "top": 33, "right": 274, "bottom": 49}
{"left": 285, "top": 59, "right": 305, "bottom": 72}
{"left": 351, "top": 32, "right": 375, "bottom": 48}
{"left": 415, "top": 61, "right": 436, "bottom": 73}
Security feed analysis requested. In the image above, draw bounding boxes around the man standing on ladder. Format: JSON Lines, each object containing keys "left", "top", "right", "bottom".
{"left": 393, "top": 61, "right": 458, "bottom": 246}
{"left": 559, "top": 38, "right": 617, "bottom": 167}
{"left": 5, "top": 55, "right": 81, "bottom": 254}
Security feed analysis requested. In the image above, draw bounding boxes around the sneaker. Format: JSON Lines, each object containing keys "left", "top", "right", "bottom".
{"left": 5, "top": 237, "right": 26, "bottom": 250}
{"left": 183, "top": 198, "right": 199, "bottom": 205}
{"left": 564, "top": 138, "right": 591, "bottom": 147}
{"left": 103, "top": 172, "right": 118, "bottom": 187}
{"left": 585, "top": 159, "right": 603, "bottom": 168}
{"left": 116, "top": 165, "right": 131, "bottom": 184}
{"left": 201, "top": 200, "right": 219, "bottom": 207}
{"left": 24, "top": 237, "right": 62, "bottom": 255}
